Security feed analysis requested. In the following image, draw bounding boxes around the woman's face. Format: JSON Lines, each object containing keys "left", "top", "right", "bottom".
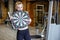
{"left": 16, "top": 4, "right": 23, "bottom": 11}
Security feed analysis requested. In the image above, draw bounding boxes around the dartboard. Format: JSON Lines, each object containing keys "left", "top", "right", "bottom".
{"left": 11, "top": 11, "right": 30, "bottom": 28}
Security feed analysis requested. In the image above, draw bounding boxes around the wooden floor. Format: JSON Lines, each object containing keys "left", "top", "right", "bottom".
{"left": 0, "top": 24, "right": 42, "bottom": 40}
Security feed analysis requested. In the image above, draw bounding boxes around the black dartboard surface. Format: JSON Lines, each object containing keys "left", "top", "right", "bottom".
{"left": 11, "top": 11, "right": 30, "bottom": 28}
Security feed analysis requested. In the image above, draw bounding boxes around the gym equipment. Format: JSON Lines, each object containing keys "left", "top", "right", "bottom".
{"left": 46, "top": 0, "right": 53, "bottom": 40}
{"left": 11, "top": 11, "right": 31, "bottom": 29}
{"left": 46, "top": 0, "right": 60, "bottom": 40}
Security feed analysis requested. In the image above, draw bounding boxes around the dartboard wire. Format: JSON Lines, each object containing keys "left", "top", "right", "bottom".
{"left": 15, "top": 12, "right": 23, "bottom": 27}
{"left": 19, "top": 12, "right": 22, "bottom": 17}
{"left": 23, "top": 19, "right": 29, "bottom": 21}
{"left": 12, "top": 17, "right": 18, "bottom": 20}
{"left": 23, "top": 19, "right": 29, "bottom": 25}
{"left": 14, "top": 13, "right": 19, "bottom": 18}
{"left": 13, "top": 19, "right": 18, "bottom": 23}
{"left": 22, "top": 12, "right": 25, "bottom": 17}
{"left": 22, "top": 20, "right": 27, "bottom": 25}
{"left": 22, "top": 14, "right": 29, "bottom": 19}
{"left": 20, "top": 12, "right": 29, "bottom": 19}
{"left": 23, "top": 21, "right": 25, "bottom": 25}
{"left": 21, "top": 20, "right": 28, "bottom": 27}
{"left": 22, "top": 12, "right": 27, "bottom": 17}
{"left": 12, "top": 19, "right": 18, "bottom": 21}
{"left": 23, "top": 17, "right": 30, "bottom": 19}
{"left": 19, "top": 20, "right": 23, "bottom": 27}
{"left": 13, "top": 13, "right": 18, "bottom": 18}
{"left": 23, "top": 16, "right": 28, "bottom": 19}
{"left": 16, "top": 20, "right": 20, "bottom": 26}
{"left": 22, "top": 17, "right": 30, "bottom": 25}
{"left": 12, "top": 21, "right": 19, "bottom": 28}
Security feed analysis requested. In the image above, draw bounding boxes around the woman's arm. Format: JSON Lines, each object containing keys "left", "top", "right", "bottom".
{"left": 28, "top": 18, "right": 32, "bottom": 24}
{"left": 8, "top": 12, "right": 14, "bottom": 20}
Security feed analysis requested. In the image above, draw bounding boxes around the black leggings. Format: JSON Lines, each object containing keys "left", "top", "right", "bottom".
{"left": 17, "top": 29, "right": 31, "bottom": 40}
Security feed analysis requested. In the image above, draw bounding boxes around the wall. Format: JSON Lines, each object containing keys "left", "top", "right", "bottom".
{"left": 0, "top": 1, "right": 7, "bottom": 24}
{"left": 22, "top": 0, "right": 35, "bottom": 26}
{"left": 57, "top": 2, "right": 60, "bottom": 24}
{"left": 47, "top": 24, "right": 60, "bottom": 40}
{"left": 28, "top": 1, "right": 49, "bottom": 26}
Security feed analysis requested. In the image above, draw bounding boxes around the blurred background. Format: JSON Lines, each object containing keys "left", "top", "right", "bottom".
{"left": 0, "top": 0, "right": 60, "bottom": 40}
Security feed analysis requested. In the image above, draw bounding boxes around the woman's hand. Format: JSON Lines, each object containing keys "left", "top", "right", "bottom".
{"left": 10, "top": 16, "right": 14, "bottom": 20}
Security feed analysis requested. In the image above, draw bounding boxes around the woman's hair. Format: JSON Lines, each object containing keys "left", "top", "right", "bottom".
{"left": 15, "top": 1, "right": 22, "bottom": 5}
{"left": 15, "top": 1, "right": 23, "bottom": 10}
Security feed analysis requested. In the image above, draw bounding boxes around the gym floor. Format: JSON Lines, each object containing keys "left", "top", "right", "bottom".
{"left": 0, "top": 24, "right": 43, "bottom": 40}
